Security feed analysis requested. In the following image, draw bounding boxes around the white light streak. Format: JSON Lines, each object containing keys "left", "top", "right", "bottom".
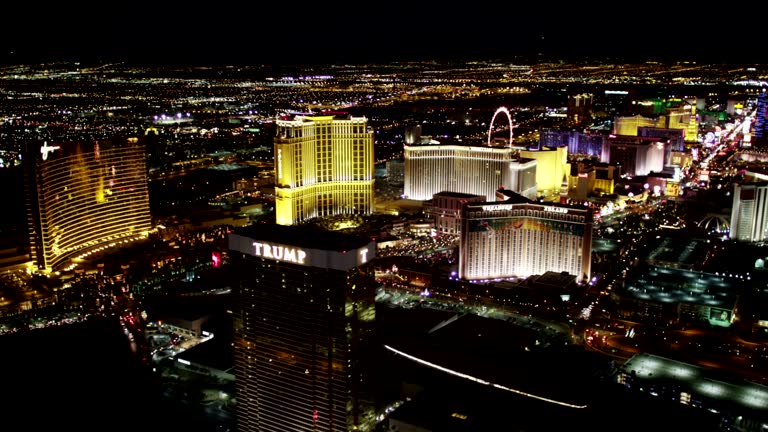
{"left": 384, "top": 345, "right": 587, "bottom": 409}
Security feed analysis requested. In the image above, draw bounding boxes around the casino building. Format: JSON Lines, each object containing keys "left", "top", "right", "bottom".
{"left": 403, "top": 142, "right": 537, "bottom": 201}
{"left": 274, "top": 113, "right": 375, "bottom": 226}
{"left": 459, "top": 191, "right": 593, "bottom": 281}
{"left": 228, "top": 224, "right": 378, "bottom": 432}
{"left": 730, "top": 181, "right": 768, "bottom": 242}
{"left": 601, "top": 135, "right": 666, "bottom": 177}
{"left": 24, "top": 138, "right": 152, "bottom": 272}
{"left": 519, "top": 146, "right": 569, "bottom": 198}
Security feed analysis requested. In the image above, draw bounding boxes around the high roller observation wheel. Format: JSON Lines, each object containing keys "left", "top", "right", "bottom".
{"left": 487, "top": 106, "right": 514, "bottom": 148}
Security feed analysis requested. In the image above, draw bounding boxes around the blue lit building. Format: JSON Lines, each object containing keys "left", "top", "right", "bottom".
{"left": 540, "top": 128, "right": 605, "bottom": 158}
{"left": 754, "top": 92, "right": 768, "bottom": 143}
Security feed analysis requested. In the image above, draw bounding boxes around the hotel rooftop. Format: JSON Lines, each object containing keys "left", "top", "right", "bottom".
{"left": 622, "top": 353, "right": 768, "bottom": 415}
{"left": 230, "top": 223, "right": 371, "bottom": 252}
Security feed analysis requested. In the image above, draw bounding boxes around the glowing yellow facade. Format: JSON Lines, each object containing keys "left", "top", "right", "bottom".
{"left": 594, "top": 177, "right": 615, "bottom": 194}
{"left": 519, "top": 146, "right": 570, "bottom": 197}
{"left": 667, "top": 106, "right": 699, "bottom": 143}
{"left": 274, "top": 114, "right": 374, "bottom": 225}
{"left": 26, "top": 138, "right": 152, "bottom": 272}
{"left": 613, "top": 114, "right": 664, "bottom": 136}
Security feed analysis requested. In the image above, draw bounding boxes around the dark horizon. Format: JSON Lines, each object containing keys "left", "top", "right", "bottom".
{"left": 2, "top": 38, "right": 760, "bottom": 68}
{"left": 2, "top": 5, "right": 763, "bottom": 67}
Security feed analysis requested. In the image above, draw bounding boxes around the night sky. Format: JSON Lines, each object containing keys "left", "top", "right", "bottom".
{"left": 1, "top": 4, "right": 761, "bottom": 66}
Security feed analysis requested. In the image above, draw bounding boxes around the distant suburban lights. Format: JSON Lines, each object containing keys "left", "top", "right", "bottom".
{"left": 40, "top": 142, "right": 61, "bottom": 160}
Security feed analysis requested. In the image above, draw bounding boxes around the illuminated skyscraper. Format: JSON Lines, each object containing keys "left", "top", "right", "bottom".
{"left": 274, "top": 113, "right": 375, "bottom": 226}
{"left": 426, "top": 191, "right": 486, "bottom": 234}
{"left": 459, "top": 192, "right": 592, "bottom": 281}
{"left": 404, "top": 124, "right": 422, "bottom": 144}
{"left": 540, "top": 128, "right": 604, "bottom": 158}
{"left": 228, "top": 224, "right": 378, "bottom": 432}
{"left": 403, "top": 143, "right": 537, "bottom": 201}
{"left": 519, "top": 146, "right": 569, "bottom": 198}
{"left": 25, "top": 137, "right": 152, "bottom": 272}
{"left": 729, "top": 181, "right": 768, "bottom": 242}
{"left": 567, "top": 93, "right": 593, "bottom": 126}
{"left": 601, "top": 135, "right": 666, "bottom": 177}
{"left": 754, "top": 92, "right": 768, "bottom": 142}
{"left": 613, "top": 114, "right": 661, "bottom": 136}
{"left": 637, "top": 126, "right": 686, "bottom": 164}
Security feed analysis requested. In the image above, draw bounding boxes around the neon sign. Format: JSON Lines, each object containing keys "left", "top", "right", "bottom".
{"left": 481, "top": 204, "right": 515, "bottom": 212}
{"left": 252, "top": 241, "right": 307, "bottom": 264}
{"left": 544, "top": 206, "right": 568, "bottom": 214}
{"left": 40, "top": 142, "right": 61, "bottom": 160}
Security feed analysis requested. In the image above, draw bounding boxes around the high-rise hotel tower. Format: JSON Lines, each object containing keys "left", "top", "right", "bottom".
{"left": 459, "top": 191, "right": 592, "bottom": 281}
{"left": 229, "top": 224, "right": 378, "bottom": 432}
{"left": 730, "top": 181, "right": 768, "bottom": 242}
{"left": 274, "top": 113, "right": 375, "bottom": 226}
{"left": 403, "top": 142, "right": 537, "bottom": 201}
{"left": 24, "top": 138, "right": 152, "bottom": 272}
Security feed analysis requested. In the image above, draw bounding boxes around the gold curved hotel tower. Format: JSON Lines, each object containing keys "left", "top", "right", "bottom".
{"left": 25, "top": 137, "right": 152, "bottom": 272}
{"left": 274, "top": 113, "right": 375, "bottom": 226}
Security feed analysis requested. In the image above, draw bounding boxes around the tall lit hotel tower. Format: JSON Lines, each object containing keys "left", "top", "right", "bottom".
{"left": 567, "top": 93, "right": 593, "bottom": 126}
{"left": 25, "top": 138, "right": 152, "bottom": 272}
{"left": 229, "top": 224, "right": 378, "bottom": 432}
{"left": 519, "top": 146, "right": 569, "bottom": 198}
{"left": 755, "top": 92, "right": 768, "bottom": 143}
{"left": 459, "top": 191, "right": 592, "bottom": 281}
{"left": 729, "top": 181, "right": 768, "bottom": 242}
{"left": 601, "top": 135, "right": 665, "bottom": 177}
{"left": 404, "top": 124, "right": 422, "bottom": 144}
{"left": 274, "top": 113, "right": 375, "bottom": 225}
{"left": 403, "top": 144, "right": 537, "bottom": 201}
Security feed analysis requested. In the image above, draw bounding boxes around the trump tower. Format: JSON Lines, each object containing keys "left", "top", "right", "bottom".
{"left": 228, "top": 224, "right": 379, "bottom": 431}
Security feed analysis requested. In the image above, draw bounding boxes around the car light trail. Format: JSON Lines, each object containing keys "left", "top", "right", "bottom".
{"left": 384, "top": 344, "right": 588, "bottom": 409}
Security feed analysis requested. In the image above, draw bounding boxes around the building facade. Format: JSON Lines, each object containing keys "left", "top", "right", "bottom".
{"left": 755, "top": 92, "right": 768, "bottom": 143}
{"left": 459, "top": 194, "right": 593, "bottom": 281}
{"left": 637, "top": 126, "right": 686, "bottom": 157}
{"left": 229, "top": 224, "right": 378, "bottom": 432}
{"left": 613, "top": 114, "right": 663, "bottom": 136}
{"left": 519, "top": 146, "right": 569, "bottom": 198}
{"left": 593, "top": 89, "right": 633, "bottom": 120}
{"left": 385, "top": 159, "right": 404, "bottom": 186}
{"left": 730, "top": 181, "right": 768, "bottom": 242}
{"left": 25, "top": 138, "right": 152, "bottom": 272}
{"left": 425, "top": 191, "right": 486, "bottom": 234}
{"left": 568, "top": 161, "right": 618, "bottom": 201}
{"left": 601, "top": 135, "right": 666, "bottom": 177}
{"left": 403, "top": 143, "right": 537, "bottom": 201}
{"left": 567, "top": 93, "right": 593, "bottom": 126}
{"left": 540, "top": 128, "right": 605, "bottom": 158}
{"left": 274, "top": 113, "right": 375, "bottom": 225}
